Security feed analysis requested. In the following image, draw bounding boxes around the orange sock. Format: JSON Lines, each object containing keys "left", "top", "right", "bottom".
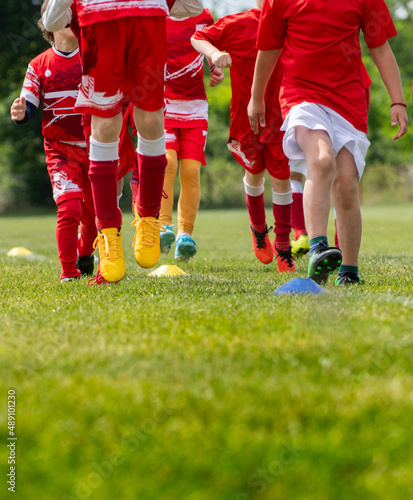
{"left": 178, "top": 159, "right": 201, "bottom": 235}
{"left": 160, "top": 149, "right": 178, "bottom": 226}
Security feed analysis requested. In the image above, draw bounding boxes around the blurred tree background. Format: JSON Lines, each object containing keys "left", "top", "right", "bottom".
{"left": 1, "top": 0, "right": 413, "bottom": 212}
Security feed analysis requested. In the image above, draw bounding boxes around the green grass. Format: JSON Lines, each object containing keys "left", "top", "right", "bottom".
{"left": 1, "top": 206, "right": 413, "bottom": 500}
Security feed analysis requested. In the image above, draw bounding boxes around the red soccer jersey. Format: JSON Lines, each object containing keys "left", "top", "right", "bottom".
{"left": 193, "top": 9, "right": 283, "bottom": 143}
{"left": 165, "top": 9, "right": 214, "bottom": 128}
{"left": 257, "top": 0, "right": 397, "bottom": 133}
{"left": 74, "top": 0, "right": 168, "bottom": 27}
{"left": 21, "top": 47, "right": 85, "bottom": 144}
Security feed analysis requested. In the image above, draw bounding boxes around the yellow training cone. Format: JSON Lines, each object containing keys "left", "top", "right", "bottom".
{"left": 7, "top": 247, "right": 33, "bottom": 257}
{"left": 149, "top": 265, "right": 186, "bottom": 277}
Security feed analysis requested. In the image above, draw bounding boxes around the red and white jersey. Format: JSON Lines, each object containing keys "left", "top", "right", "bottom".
{"left": 165, "top": 9, "right": 214, "bottom": 129}
{"left": 74, "top": 0, "right": 168, "bottom": 26}
{"left": 21, "top": 47, "right": 85, "bottom": 145}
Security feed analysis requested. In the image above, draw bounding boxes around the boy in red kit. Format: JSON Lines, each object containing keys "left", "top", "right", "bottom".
{"left": 192, "top": 0, "right": 295, "bottom": 272}
{"left": 160, "top": 8, "right": 224, "bottom": 261}
{"left": 249, "top": 0, "right": 408, "bottom": 284}
{"left": 10, "top": 1, "right": 96, "bottom": 283}
{"left": 43, "top": 0, "right": 204, "bottom": 283}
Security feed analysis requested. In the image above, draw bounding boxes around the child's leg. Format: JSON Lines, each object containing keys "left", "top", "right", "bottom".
{"left": 177, "top": 158, "right": 201, "bottom": 236}
{"left": 89, "top": 114, "right": 123, "bottom": 230}
{"left": 331, "top": 146, "right": 361, "bottom": 271}
{"left": 132, "top": 107, "right": 167, "bottom": 268}
{"left": 160, "top": 150, "right": 179, "bottom": 227}
{"left": 244, "top": 170, "right": 267, "bottom": 233}
{"left": 295, "top": 127, "right": 341, "bottom": 283}
{"left": 290, "top": 171, "right": 307, "bottom": 240}
{"left": 134, "top": 108, "right": 167, "bottom": 218}
{"left": 56, "top": 198, "right": 82, "bottom": 280}
{"left": 78, "top": 154, "right": 97, "bottom": 258}
{"left": 244, "top": 170, "right": 274, "bottom": 265}
{"left": 270, "top": 176, "right": 292, "bottom": 252}
{"left": 295, "top": 127, "right": 336, "bottom": 241}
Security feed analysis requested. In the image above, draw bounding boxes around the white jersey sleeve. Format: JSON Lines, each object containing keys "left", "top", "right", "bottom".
{"left": 170, "top": 0, "right": 203, "bottom": 17}
{"left": 42, "top": 0, "right": 73, "bottom": 33}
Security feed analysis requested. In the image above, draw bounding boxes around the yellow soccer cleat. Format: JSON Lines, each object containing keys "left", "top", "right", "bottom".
{"left": 132, "top": 216, "right": 161, "bottom": 269}
{"left": 290, "top": 233, "right": 310, "bottom": 258}
{"left": 93, "top": 227, "right": 126, "bottom": 282}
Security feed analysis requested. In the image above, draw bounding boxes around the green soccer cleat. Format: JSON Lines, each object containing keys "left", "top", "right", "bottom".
{"left": 290, "top": 233, "right": 309, "bottom": 258}
{"left": 308, "top": 241, "right": 342, "bottom": 284}
{"left": 335, "top": 272, "right": 364, "bottom": 286}
{"left": 160, "top": 224, "right": 176, "bottom": 255}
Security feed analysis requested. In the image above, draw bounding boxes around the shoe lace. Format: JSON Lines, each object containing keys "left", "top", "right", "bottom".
{"left": 93, "top": 230, "right": 120, "bottom": 259}
{"left": 252, "top": 226, "right": 272, "bottom": 249}
{"left": 131, "top": 217, "right": 159, "bottom": 247}
{"left": 161, "top": 224, "right": 174, "bottom": 233}
{"left": 87, "top": 269, "right": 118, "bottom": 286}
{"left": 277, "top": 248, "right": 295, "bottom": 267}
{"left": 176, "top": 235, "right": 197, "bottom": 248}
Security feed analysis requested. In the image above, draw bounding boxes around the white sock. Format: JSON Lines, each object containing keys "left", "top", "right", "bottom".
{"left": 272, "top": 189, "right": 293, "bottom": 205}
{"left": 243, "top": 176, "right": 265, "bottom": 197}
{"left": 291, "top": 180, "right": 303, "bottom": 194}
{"left": 137, "top": 134, "right": 166, "bottom": 157}
{"left": 89, "top": 137, "right": 119, "bottom": 162}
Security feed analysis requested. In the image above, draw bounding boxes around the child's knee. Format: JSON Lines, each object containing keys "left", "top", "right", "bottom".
{"left": 57, "top": 198, "right": 82, "bottom": 225}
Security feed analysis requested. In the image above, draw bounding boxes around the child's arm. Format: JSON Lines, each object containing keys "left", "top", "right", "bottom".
{"left": 204, "top": 55, "right": 224, "bottom": 88}
{"left": 370, "top": 42, "right": 408, "bottom": 140}
{"left": 42, "top": 0, "right": 72, "bottom": 33}
{"left": 191, "top": 38, "right": 232, "bottom": 69}
{"left": 247, "top": 49, "right": 281, "bottom": 134}
{"left": 10, "top": 97, "right": 37, "bottom": 125}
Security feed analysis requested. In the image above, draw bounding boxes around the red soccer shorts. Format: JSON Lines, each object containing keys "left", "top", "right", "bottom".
{"left": 165, "top": 127, "right": 208, "bottom": 165}
{"left": 228, "top": 133, "right": 290, "bottom": 180}
{"left": 75, "top": 16, "right": 167, "bottom": 118}
{"left": 44, "top": 139, "right": 90, "bottom": 204}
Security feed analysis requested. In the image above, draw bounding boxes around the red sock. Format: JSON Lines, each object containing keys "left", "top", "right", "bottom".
{"left": 334, "top": 219, "right": 340, "bottom": 249}
{"left": 246, "top": 193, "right": 267, "bottom": 233}
{"left": 89, "top": 160, "right": 122, "bottom": 229}
{"left": 56, "top": 199, "right": 82, "bottom": 280}
{"left": 136, "top": 153, "right": 167, "bottom": 218}
{"left": 78, "top": 175, "right": 96, "bottom": 256}
{"left": 292, "top": 192, "right": 306, "bottom": 240}
{"left": 273, "top": 202, "right": 292, "bottom": 251}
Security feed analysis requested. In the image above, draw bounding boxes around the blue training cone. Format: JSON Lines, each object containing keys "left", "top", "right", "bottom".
{"left": 274, "top": 278, "right": 327, "bottom": 295}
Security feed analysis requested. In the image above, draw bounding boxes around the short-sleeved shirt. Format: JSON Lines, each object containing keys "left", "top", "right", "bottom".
{"left": 193, "top": 9, "right": 283, "bottom": 144}
{"left": 257, "top": 0, "right": 397, "bottom": 133}
{"left": 21, "top": 47, "right": 85, "bottom": 144}
{"left": 74, "top": 0, "right": 168, "bottom": 27}
{"left": 165, "top": 9, "right": 214, "bottom": 129}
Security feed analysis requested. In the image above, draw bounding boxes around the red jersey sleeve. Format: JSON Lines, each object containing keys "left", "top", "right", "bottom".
{"left": 361, "top": 0, "right": 397, "bottom": 48}
{"left": 21, "top": 59, "right": 42, "bottom": 108}
{"left": 192, "top": 16, "right": 228, "bottom": 51}
{"left": 257, "top": 0, "right": 285, "bottom": 51}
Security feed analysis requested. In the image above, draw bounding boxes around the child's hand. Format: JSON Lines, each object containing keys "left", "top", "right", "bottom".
{"left": 391, "top": 104, "right": 408, "bottom": 140}
{"left": 247, "top": 98, "right": 266, "bottom": 134}
{"left": 212, "top": 52, "right": 232, "bottom": 69}
{"left": 209, "top": 67, "right": 224, "bottom": 87}
{"left": 10, "top": 97, "right": 26, "bottom": 122}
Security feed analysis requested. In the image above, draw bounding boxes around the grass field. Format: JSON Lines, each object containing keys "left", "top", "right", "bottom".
{"left": 1, "top": 206, "right": 413, "bottom": 500}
